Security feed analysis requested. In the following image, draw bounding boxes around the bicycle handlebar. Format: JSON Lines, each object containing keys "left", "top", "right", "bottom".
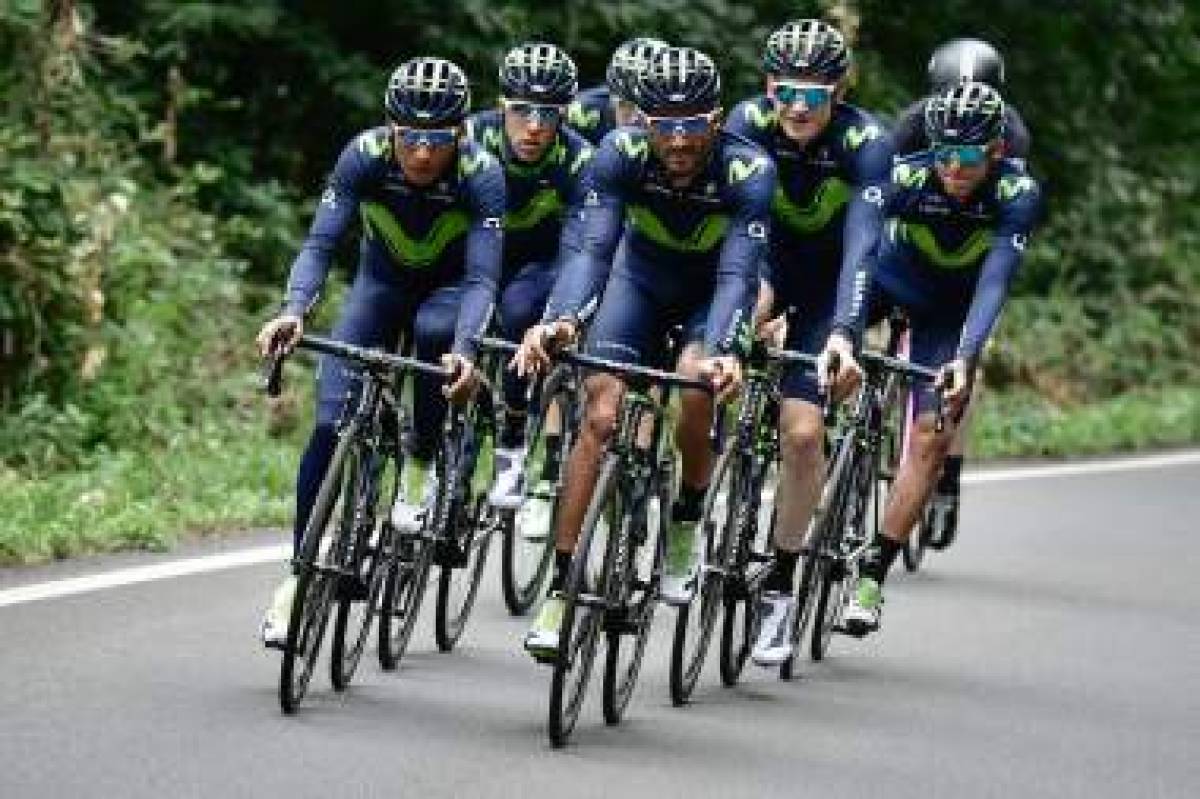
{"left": 261, "top": 333, "right": 451, "bottom": 398}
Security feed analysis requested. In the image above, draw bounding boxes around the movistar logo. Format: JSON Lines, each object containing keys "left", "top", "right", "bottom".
{"left": 568, "top": 101, "right": 601, "bottom": 130}
{"left": 895, "top": 221, "right": 993, "bottom": 270}
{"left": 893, "top": 163, "right": 929, "bottom": 189}
{"left": 743, "top": 102, "right": 777, "bottom": 130}
{"left": 480, "top": 126, "right": 504, "bottom": 154}
{"left": 627, "top": 205, "right": 729, "bottom": 253}
{"left": 360, "top": 202, "right": 470, "bottom": 267}
{"left": 728, "top": 156, "right": 768, "bottom": 184}
{"left": 458, "top": 149, "right": 491, "bottom": 179}
{"left": 844, "top": 124, "right": 882, "bottom": 150}
{"left": 997, "top": 175, "right": 1035, "bottom": 201}
{"left": 357, "top": 130, "right": 391, "bottom": 159}
{"left": 615, "top": 131, "right": 649, "bottom": 161}
{"left": 771, "top": 178, "right": 851, "bottom": 234}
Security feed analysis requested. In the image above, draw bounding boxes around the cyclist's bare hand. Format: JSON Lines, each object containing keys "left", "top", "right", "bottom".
{"left": 513, "top": 320, "right": 576, "bottom": 378}
{"left": 441, "top": 354, "right": 479, "bottom": 405}
{"left": 699, "top": 355, "right": 743, "bottom": 403}
{"left": 256, "top": 313, "right": 303, "bottom": 357}
{"left": 817, "top": 332, "right": 862, "bottom": 402}
{"left": 756, "top": 313, "right": 788, "bottom": 348}
{"left": 938, "top": 357, "right": 973, "bottom": 417}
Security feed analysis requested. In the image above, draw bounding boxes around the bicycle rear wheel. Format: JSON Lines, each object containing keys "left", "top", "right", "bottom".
{"left": 280, "top": 432, "right": 354, "bottom": 714}
{"left": 548, "top": 456, "right": 617, "bottom": 747}
{"left": 671, "top": 449, "right": 734, "bottom": 704}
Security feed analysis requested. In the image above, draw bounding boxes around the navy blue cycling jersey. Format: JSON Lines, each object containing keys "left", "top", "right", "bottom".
{"left": 892, "top": 99, "right": 1031, "bottom": 160}
{"left": 543, "top": 126, "right": 775, "bottom": 355}
{"left": 465, "top": 110, "right": 593, "bottom": 276}
{"left": 836, "top": 151, "right": 1043, "bottom": 359}
{"left": 566, "top": 86, "right": 615, "bottom": 145}
{"left": 283, "top": 126, "right": 506, "bottom": 356}
{"left": 725, "top": 97, "right": 892, "bottom": 307}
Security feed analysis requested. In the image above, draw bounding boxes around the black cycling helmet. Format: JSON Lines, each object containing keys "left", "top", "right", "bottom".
{"left": 763, "top": 19, "right": 851, "bottom": 81}
{"left": 633, "top": 46, "right": 721, "bottom": 115}
{"left": 606, "top": 36, "right": 669, "bottom": 101}
{"left": 924, "top": 81, "right": 1006, "bottom": 146}
{"left": 499, "top": 42, "right": 578, "bottom": 105}
{"left": 928, "top": 38, "right": 1005, "bottom": 91}
{"left": 384, "top": 57, "right": 471, "bottom": 126}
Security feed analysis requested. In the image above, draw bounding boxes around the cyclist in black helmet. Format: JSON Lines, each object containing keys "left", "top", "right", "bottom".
{"left": 837, "top": 81, "right": 1042, "bottom": 635}
{"left": 515, "top": 47, "right": 776, "bottom": 658}
{"left": 725, "top": 18, "right": 894, "bottom": 665}
{"left": 255, "top": 57, "right": 506, "bottom": 646}
{"left": 567, "top": 36, "right": 668, "bottom": 144}
{"left": 465, "top": 42, "right": 595, "bottom": 509}
{"left": 892, "top": 38, "right": 1033, "bottom": 553}
{"left": 894, "top": 38, "right": 1031, "bottom": 161}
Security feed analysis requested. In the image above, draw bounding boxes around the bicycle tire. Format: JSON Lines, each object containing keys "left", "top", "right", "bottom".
{"left": 500, "top": 389, "right": 569, "bottom": 615}
{"left": 377, "top": 529, "right": 433, "bottom": 671}
{"left": 279, "top": 431, "right": 354, "bottom": 714}
{"left": 670, "top": 448, "right": 734, "bottom": 705}
{"left": 547, "top": 455, "right": 617, "bottom": 747}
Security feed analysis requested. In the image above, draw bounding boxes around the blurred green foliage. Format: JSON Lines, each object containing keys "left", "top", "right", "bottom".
{"left": 1, "top": 0, "right": 1197, "bottom": 480}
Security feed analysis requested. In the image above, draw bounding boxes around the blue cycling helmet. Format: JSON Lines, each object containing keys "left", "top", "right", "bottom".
{"left": 925, "top": 81, "right": 1006, "bottom": 145}
{"left": 606, "top": 37, "right": 669, "bottom": 102}
{"left": 385, "top": 57, "right": 471, "bottom": 126}
{"left": 763, "top": 19, "right": 851, "bottom": 81}
{"left": 499, "top": 42, "right": 578, "bottom": 105}
{"left": 633, "top": 46, "right": 721, "bottom": 115}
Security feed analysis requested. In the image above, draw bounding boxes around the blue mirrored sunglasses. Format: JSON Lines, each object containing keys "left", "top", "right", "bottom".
{"left": 933, "top": 143, "right": 989, "bottom": 167}
{"left": 504, "top": 100, "right": 564, "bottom": 125}
{"left": 771, "top": 82, "right": 833, "bottom": 109}
{"left": 645, "top": 114, "right": 714, "bottom": 137}
{"left": 394, "top": 126, "right": 458, "bottom": 149}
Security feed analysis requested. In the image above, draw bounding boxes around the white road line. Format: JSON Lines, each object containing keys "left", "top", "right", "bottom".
{"left": 1, "top": 449, "right": 1198, "bottom": 610}
{"left": 963, "top": 449, "right": 1200, "bottom": 484}
{"left": 0, "top": 544, "right": 288, "bottom": 609}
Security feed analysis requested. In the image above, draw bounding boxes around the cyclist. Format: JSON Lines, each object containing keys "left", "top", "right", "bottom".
{"left": 723, "top": 19, "right": 893, "bottom": 666}
{"left": 514, "top": 47, "right": 775, "bottom": 658}
{"left": 892, "top": 37, "right": 1033, "bottom": 552}
{"left": 465, "top": 42, "right": 594, "bottom": 508}
{"left": 255, "top": 57, "right": 506, "bottom": 646}
{"left": 836, "top": 81, "right": 1042, "bottom": 634}
{"left": 566, "top": 36, "right": 668, "bottom": 144}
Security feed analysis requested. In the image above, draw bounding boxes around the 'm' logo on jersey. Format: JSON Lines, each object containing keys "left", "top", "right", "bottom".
{"left": 615, "top": 132, "right": 649, "bottom": 161}
{"left": 728, "top": 156, "right": 768, "bottom": 184}
{"left": 845, "top": 124, "right": 882, "bottom": 150}
{"left": 997, "top": 175, "right": 1035, "bottom": 201}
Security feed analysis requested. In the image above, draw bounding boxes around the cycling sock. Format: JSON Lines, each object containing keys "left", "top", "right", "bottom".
{"left": 672, "top": 483, "right": 707, "bottom": 523}
{"left": 863, "top": 536, "right": 903, "bottom": 584}
{"left": 765, "top": 548, "right": 799, "bottom": 592}
{"left": 540, "top": 435, "right": 562, "bottom": 482}
{"left": 549, "top": 549, "right": 572, "bottom": 593}
{"left": 938, "top": 455, "right": 963, "bottom": 495}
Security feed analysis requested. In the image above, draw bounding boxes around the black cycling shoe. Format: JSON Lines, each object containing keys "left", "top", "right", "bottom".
{"left": 928, "top": 491, "right": 959, "bottom": 551}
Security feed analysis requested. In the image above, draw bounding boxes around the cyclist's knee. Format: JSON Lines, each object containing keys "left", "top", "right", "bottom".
{"left": 910, "top": 415, "right": 954, "bottom": 459}
{"left": 581, "top": 375, "right": 621, "bottom": 443}
{"left": 779, "top": 403, "right": 823, "bottom": 463}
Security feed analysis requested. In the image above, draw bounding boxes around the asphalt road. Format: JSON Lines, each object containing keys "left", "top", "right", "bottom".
{"left": 2, "top": 458, "right": 1198, "bottom": 798}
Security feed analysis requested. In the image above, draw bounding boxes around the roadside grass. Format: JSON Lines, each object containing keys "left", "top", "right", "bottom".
{"left": 971, "top": 384, "right": 1200, "bottom": 459}
{"left": 2, "top": 384, "right": 1197, "bottom": 566}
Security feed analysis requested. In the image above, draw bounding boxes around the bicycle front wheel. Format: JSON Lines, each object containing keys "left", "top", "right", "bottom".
{"left": 671, "top": 448, "right": 735, "bottom": 704}
{"left": 548, "top": 455, "right": 617, "bottom": 747}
